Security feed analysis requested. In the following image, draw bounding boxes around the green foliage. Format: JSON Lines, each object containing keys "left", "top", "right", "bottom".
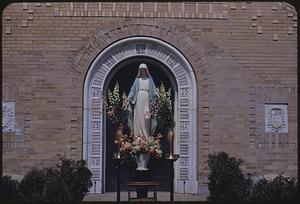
{"left": 56, "top": 158, "right": 93, "bottom": 201}
{"left": 207, "top": 152, "right": 250, "bottom": 201}
{"left": 208, "top": 151, "right": 298, "bottom": 201}
{"left": 19, "top": 168, "right": 47, "bottom": 202}
{"left": 251, "top": 175, "right": 298, "bottom": 201}
{"left": 3, "top": 157, "right": 92, "bottom": 202}
{"left": 155, "top": 82, "right": 174, "bottom": 132}
{"left": 44, "top": 167, "right": 67, "bottom": 202}
{"left": 1, "top": 175, "right": 20, "bottom": 201}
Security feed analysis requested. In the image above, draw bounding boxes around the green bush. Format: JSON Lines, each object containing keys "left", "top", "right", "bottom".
{"left": 207, "top": 151, "right": 298, "bottom": 201}
{"left": 19, "top": 168, "right": 47, "bottom": 202}
{"left": 207, "top": 152, "right": 251, "bottom": 201}
{"left": 4, "top": 157, "right": 92, "bottom": 202}
{"left": 250, "top": 178, "right": 272, "bottom": 201}
{"left": 55, "top": 158, "right": 93, "bottom": 201}
{"left": 44, "top": 167, "right": 67, "bottom": 202}
{"left": 251, "top": 175, "right": 297, "bottom": 201}
{"left": 1, "top": 175, "right": 20, "bottom": 201}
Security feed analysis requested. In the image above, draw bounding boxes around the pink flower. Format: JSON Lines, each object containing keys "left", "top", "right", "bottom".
{"left": 114, "top": 140, "right": 118, "bottom": 144}
{"left": 107, "top": 111, "right": 114, "bottom": 117}
{"left": 149, "top": 147, "right": 155, "bottom": 154}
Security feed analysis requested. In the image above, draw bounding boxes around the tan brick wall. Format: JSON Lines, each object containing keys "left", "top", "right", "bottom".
{"left": 2, "top": 2, "right": 297, "bottom": 186}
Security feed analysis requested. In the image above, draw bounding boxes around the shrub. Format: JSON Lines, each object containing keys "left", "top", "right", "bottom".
{"left": 56, "top": 158, "right": 93, "bottom": 201}
{"left": 19, "top": 168, "right": 47, "bottom": 202}
{"left": 44, "top": 167, "right": 67, "bottom": 202}
{"left": 7, "top": 157, "right": 92, "bottom": 202}
{"left": 250, "top": 178, "right": 272, "bottom": 201}
{"left": 207, "top": 151, "right": 298, "bottom": 201}
{"left": 250, "top": 175, "right": 297, "bottom": 201}
{"left": 207, "top": 152, "right": 251, "bottom": 201}
{"left": 1, "top": 175, "right": 20, "bottom": 201}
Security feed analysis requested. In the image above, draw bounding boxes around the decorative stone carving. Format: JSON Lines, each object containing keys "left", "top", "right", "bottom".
{"left": 180, "top": 157, "right": 189, "bottom": 166}
{"left": 180, "top": 88, "right": 189, "bottom": 97}
{"left": 91, "top": 121, "right": 101, "bottom": 130}
{"left": 265, "top": 104, "right": 288, "bottom": 133}
{"left": 2, "top": 102, "right": 15, "bottom": 132}
{"left": 179, "top": 168, "right": 188, "bottom": 180}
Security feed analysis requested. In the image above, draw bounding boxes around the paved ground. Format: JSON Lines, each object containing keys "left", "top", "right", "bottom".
{"left": 84, "top": 192, "right": 208, "bottom": 202}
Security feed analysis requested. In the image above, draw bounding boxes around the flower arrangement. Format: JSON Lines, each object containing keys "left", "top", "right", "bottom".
{"left": 105, "top": 81, "right": 174, "bottom": 160}
{"left": 117, "top": 134, "right": 163, "bottom": 159}
{"left": 103, "top": 82, "right": 129, "bottom": 128}
{"left": 152, "top": 83, "right": 174, "bottom": 130}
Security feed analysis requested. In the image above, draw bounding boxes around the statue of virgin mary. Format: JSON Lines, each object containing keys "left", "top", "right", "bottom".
{"left": 127, "top": 63, "right": 159, "bottom": 139}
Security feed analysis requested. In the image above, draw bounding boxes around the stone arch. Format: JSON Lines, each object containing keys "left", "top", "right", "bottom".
{"left": 68, "top": 22, "right": 208, "bottom": 194}
{"left": 83, "top": 36, "right": 198, "bottom": 193}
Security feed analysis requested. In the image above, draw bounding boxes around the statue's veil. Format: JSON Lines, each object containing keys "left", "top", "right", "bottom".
{"left": 136, "top": 63, "right": 152, "bottom": 78}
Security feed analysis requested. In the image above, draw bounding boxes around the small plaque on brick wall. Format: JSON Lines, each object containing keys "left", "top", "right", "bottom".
{"left": 265, "top": 104, "right": 288, "bottom": 133}
{"left": 2, "top": 102, "right": 15, "bottom": 132}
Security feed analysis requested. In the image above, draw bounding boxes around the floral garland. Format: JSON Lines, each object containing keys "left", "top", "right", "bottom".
{"left": 117, "top": 133, "right": 163, "bottom": 159}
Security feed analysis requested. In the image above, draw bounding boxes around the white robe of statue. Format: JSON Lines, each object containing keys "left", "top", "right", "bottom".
{"left": 133, "top": 78, "right": 150, "bottom": 139}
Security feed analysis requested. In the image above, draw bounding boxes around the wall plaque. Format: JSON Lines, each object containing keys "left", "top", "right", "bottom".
{"left": 2, "top": 102, "right": 15, "bottom": 132}
{"left": 265, "top": 104, "right": 288, "bottom": 133}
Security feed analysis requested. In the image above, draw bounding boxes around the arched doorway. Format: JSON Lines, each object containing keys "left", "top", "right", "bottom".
{"left": 104, "top": 57, "right": 175, "bottom": 191}
{"left": 83, "top": 36, "right": 198, "bottom": 194}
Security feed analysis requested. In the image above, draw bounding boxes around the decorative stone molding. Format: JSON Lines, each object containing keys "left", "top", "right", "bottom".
{"left": 2, "top": 102, "right": 15, "bottom": 132}
{"left": 82, "top": 36, "right": 198, "bottom": 194}
{"left": 52, "top": 2, "right": 229, "bottom": 20}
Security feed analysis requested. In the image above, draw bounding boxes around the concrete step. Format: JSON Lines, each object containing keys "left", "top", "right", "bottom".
{"left": 84, "top": 191, "right": 208, "bottom": 201}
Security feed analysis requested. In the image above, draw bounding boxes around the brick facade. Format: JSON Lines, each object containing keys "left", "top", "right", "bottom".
{"left": 2, "top": 2, "right": 297, "bottom": 193}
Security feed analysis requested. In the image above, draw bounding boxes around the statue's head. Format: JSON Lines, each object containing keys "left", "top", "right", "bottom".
{"left": 137, "top": 63, "right": 151, "bottom": 78}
